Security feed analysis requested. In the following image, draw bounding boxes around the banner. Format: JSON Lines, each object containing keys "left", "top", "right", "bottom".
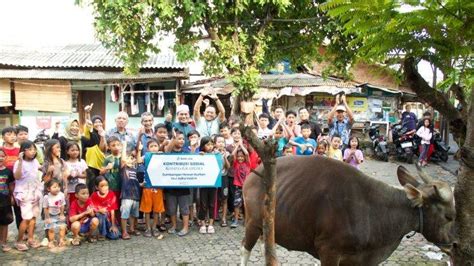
{"left": 144, "top": 153, "right": 223, "bottom": 188}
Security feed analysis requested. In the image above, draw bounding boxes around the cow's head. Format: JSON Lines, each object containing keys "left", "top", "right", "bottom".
{"left": 397, "top": 165, "right": 455, "bottom": 255}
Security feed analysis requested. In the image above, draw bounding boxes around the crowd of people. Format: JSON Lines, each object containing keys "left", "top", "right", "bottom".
{"left": 0, "top": 90, "right": 365, "bottom": 252}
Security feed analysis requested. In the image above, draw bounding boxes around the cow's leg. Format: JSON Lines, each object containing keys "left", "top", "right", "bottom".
{"left": 318, "top": 246, "right": 341, "bottom": 266}
{"left": 240, "top": 225, "right": 261, "bottom": 266}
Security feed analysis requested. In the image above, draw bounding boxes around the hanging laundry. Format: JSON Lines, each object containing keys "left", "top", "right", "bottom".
{"left": 110, "top": 85, "right": 120, "bottom": 102}
{"left": 158, "top": 91, "right": 165, "bottom": 111}
{"left": 130, "top": 87, "right": 139, "bottom": 115}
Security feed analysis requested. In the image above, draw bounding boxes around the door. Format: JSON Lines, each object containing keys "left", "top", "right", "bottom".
{"left": 78, "top": 90, "right": 106, "bottom": 128}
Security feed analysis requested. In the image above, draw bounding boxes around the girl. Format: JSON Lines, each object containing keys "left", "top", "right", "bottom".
{"left": 65, "top": 142, "right": 88, "bottom": 205}
{"left": 416, "top": 118, "right": 433, "bottom": 166}
{"left": 197, "top": 137, "right": 218, "bottom": 234}
{"left": 42, "top": 139, "right": 68, "bottom": 193}
{"left": 43, "top": 179, "right": 67, "bottom": 248}
{"left": 90, "top": 176, "right": 120, "bottom": 240}
{"left": 316, "top": 140, "right": 329, "bottom": 156}
{"left": 13, "top": 141, "right": 42, "bottom": 251}
{"left": 0, "top": 148, "right": 14, "bottom": 252}
{"left": 231, "top": 140, "right": 250, "bottom": 228}
{"left": 214, "top": 135, "right": 230, "bottom": 227}
{"left": 343, "top": 136, "right": 364, "bottom": 169}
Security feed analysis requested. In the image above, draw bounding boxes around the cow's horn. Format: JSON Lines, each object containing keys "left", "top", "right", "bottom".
{"left": 416, "top": 163, "right": 433, "bottom": 184}
{"left": 434, "top": 184, "right": 453, "bottom": 202}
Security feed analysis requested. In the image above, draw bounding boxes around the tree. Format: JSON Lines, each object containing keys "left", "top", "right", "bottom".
{"left": 87, "top": 1, "right": 337, "bottom": 264}
{"left": 321, "top": 0, "right": 473, "bottom": 263}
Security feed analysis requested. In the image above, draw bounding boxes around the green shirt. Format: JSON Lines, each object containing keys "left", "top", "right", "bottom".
{"left": 103, "top": 155, "right": 121, "bottom": 191}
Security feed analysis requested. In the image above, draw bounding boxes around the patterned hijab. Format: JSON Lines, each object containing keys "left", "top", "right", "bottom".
{"left": 64, "top": 119, "right": 82, "bottom": 142}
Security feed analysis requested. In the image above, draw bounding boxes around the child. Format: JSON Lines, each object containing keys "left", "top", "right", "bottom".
{"left": 343, "top": 137, "right": 364, "bottom": 169}
{"left": 164, "top": 130, "right": 190, "bottom": 237}
{"left": 185, "top": 130, "right": 201, "bottom": 153}
{"left": 139, "top": 139, "right": 165, "bottom": 238}
{"left": 43, "top": 179, "right": 67, "bottom": 248}
{"left": 119, "top": 140, "right": 142, "bottom": 240}
{"left": 154, "top": 123, "right": 170, "bottom": 152}
{"left": 197, "top": 137, "right": 217, "bottom": 234}
{"left": 231, "top": 141, "right": 250, "bottom": 228}
{"left": 257, "top": 113, "right": 273, "bottom": 139}
{"left": 15, "top": 125, "right": 45, "bottom": 165}
{"left": 316, "top": 140, "right": 329, "bottom": 156}
{"left": 90, "top": 176, "right": 120, "bottom": 240}
{"left": 65, "top": 142, "right": 88, "bottom": 205}
{"left": 282, "top": 144, "right": 294, "bottom": 156}
{"left": 416, "top": 118, "right": 433, "bottom": 167}
{"left": 285, "top": 110, "right": 301, "bottom": 138}
{"left": 0, "top": 148, "right": 14, "bottom": 252}
{"left": 219, "top": 123, "right": 234, "bottom": 146}
{"left": 214, "top": 135, "right": 230, "bottom": 227}
{"left": 289, "top": 124, "right": 317, "bottom": 155}
{"left": 42, "top": 139, "right": 68, "bottom": 192}
{"left": 13, "top": 141, "right": 42, "bottom": 251}
{"left": 328, "top": 134, "right": 343, "bottom": 161}
{"left": 100, "top": 137, "right": 122, "bottom": 202}
{"left": 69, "top": 183, "right": 99, "bottom": 246}
{"left": 2, "top": 127, "right": 19, "bottom": 172}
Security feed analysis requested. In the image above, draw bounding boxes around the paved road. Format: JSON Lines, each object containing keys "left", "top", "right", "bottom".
{"left": 1, "top": 158, "right": 455, "bottom": 265}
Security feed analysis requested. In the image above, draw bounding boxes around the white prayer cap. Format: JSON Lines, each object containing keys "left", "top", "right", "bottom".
{"left": 176, "top": 104, "right": 190, "bottom": 114}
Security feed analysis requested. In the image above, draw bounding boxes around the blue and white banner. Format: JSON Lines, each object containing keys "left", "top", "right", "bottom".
{"left": 144, "top": 153, "right": 223, "bottom": 188}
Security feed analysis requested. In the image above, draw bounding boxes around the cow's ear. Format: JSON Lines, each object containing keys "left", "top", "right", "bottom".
{"left": 397, "top": 166, "right": 420, "bottom": 187}
{"left": 404, "top": 184, "right": 424, "bottom": 207}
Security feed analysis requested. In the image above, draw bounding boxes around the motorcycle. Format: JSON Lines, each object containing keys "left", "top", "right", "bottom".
{"left": 368, "top": 125, "right": 389, "bottom": 162}
{"left": 414, "top": 130, "right": 450, "bottom": 162}
{"left": 392, "top": 124, "right": 417, "bottom": 164}
{"left": 34, "top": 129, "right": 50, "bottom": 152}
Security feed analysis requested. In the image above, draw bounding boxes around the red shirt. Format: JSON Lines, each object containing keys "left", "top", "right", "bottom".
{"left": 3, "top": 146, "right": 19, "bottom": 172}
{"left": 90, "top": 191, "right": 118, "bottom": 212}
{"left": 233, "top": 160, "right": 250, "bottom": 187}
{"left": 249, "top": 151, "right": 260, "bottom": 170}
{"left": 69, "top": 198, "right": 92, "bottom": 225}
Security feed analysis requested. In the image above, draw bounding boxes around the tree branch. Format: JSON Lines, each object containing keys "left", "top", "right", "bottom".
{"left": 403, "top": 57, "right": 463, "bottom": 122}
{"left": 250, "top": 5, "right": 274, "bottom": 64}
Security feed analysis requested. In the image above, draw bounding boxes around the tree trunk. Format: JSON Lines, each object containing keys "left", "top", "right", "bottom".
{"left": 453, "top": 86, "right": 474, "bottom": 264}
{"left": 241, "top": 124, "right": 279, "bottom": 266}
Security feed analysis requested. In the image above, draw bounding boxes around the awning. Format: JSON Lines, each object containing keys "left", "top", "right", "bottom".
{"left": 0, "top": 80, "right": 11, "bottom": 107}
{"left": 14, "top": 80, "right": 72, "bottom": 113}
{"left": 278, "top": 86, "right": 361, "bottom": 98}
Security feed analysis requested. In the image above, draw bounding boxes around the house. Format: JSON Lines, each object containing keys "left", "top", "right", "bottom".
{"left": 0, "top": 44, "right": 188, "bottom": 136}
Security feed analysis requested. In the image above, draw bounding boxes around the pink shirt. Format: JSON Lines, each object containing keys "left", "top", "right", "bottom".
{"left": 343, "top": 149, "right": 364, "bottom": 169}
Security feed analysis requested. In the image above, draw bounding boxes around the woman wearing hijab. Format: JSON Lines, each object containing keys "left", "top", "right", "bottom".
{"left": 82, "top": 114, "right": 107, "bottom": 193}
{"left": 52, "top": 119, "right": 85, "bottom": 160}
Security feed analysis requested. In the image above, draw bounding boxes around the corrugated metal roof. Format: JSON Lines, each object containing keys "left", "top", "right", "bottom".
{"left": 0, "top": 69, "right": 188, "bottom": 81}
{"left": 183, "top": 73, "right": 355, "bottom": 91}
{"left": 0, "top": 44, "right": 186, "bottom": 69}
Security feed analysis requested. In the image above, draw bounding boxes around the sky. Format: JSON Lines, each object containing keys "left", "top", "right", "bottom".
{"left": 0, "top": 0, "right": 439, "bottom": 84}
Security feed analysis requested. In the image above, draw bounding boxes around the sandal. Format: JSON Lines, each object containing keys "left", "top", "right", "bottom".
{"left": 221, "top": 220, "right": 228, "bottom": 227}
{"left": 58, "top": 240, "right": 66, "bottom": 247}
{"left": 199, "top": 226, "right": 207, "bottom": 234}
{"left": 71, "top": 237, "right": 81, "bottom": 246}
{"left": 98, "top": 235, "right": 106, "bottom": 241}
{"left": 167, "top": 228, "right": 176, "bottom": 234}
{"left": 15, "top": 242, "right": 28, "bottom": 251}
{"left": 122, "top": 233, "right": 131, "bottom": 240}
{"left": 207, "top": 225, "right": 215, "bottom": 234}
{"left": 129, "top": 230, "right": 141, "bottom": 236}
{"left": 27, "top": 240, "right": 41, "bottom": 249}
{"left": 158, "top": 224, "right": 167, "bottom": 232}
{"left": 2, "top": 244, "right": 12, "bottom": 252}
{"left": 86, "top": 236, "right": 97, "bottom": 243}
{"left": 48, "top": 241, "right": 56, "bottom": 249}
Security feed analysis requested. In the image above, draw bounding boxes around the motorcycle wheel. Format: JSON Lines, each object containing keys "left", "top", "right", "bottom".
{"left": 406, "top": 150, "right": 414, "bottom": 164}
{"left": 440, "top": 151, "right": 449, "bottom": 162}
{"left": 382, "top": 153, "right": 389, "bottom": 162}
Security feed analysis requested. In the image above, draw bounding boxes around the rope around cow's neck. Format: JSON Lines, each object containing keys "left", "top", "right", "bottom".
{"left": 406, "top": 207, "right": 423, "bottom": 239}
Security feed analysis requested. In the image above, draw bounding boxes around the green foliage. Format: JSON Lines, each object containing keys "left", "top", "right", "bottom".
{"left": 322, "top": 0, "right": 473, "bottom": 101}
{"left": 87, "top": 0, "right": 345, "bottom": 100}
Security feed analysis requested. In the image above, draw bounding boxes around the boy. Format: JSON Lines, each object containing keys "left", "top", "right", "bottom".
{"left": 289, "top": 124, "right": 317, "bottom": 155}
{"left": 328, "top": 134, "right": 343, "bottom": 161}
{"left": 274, "top": 126, "right": 289, "bottom": 157}
{"left": 100, "top": 137, "right": 122, "bottom": 203}
{"left": 219, "top": 123, "right": 233, "bottom": 146}
{"left": 257, "top": 113, "right": 272, "bottom": 139}
{"left": 185, "top": 130, "right": 200, "bottom": 153}
{"left": 119, "top": 140, "right": 142, "bottom": 240}
{"left": 138, "top": 139, "right": 165, "bottom": 238}
{"left": 0, "top": 148, "right": 14, "bottom": 251}
{"left": 154, "top": 123, "right": 170, "bottom": 152}
{"left": 2, "top": 127, "right": 19, "bottom": 172}
{"left": 16, "top": 125, "right": 45, "bottom": 165}
{"left": 283, "top": 144, "right": 294, "bottom": 156}
{"left": 69, "top": 183, "right": 99, "bottom": 245}
{"left": 164, "top": 131, "right": 190, "bottom": 236}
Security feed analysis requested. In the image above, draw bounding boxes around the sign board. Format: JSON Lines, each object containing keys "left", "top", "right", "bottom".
{"left": 144, "top": 153, "right": 223, "bottom": 188}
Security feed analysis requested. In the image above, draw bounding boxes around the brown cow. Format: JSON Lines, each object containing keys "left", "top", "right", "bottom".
{"left": 241, "top": 156, "right": 455, "bottom": 265}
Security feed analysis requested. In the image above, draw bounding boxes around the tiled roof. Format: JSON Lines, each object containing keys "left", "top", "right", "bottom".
{"left": 0, "top": 44, "right": 186, "bottom": 69}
